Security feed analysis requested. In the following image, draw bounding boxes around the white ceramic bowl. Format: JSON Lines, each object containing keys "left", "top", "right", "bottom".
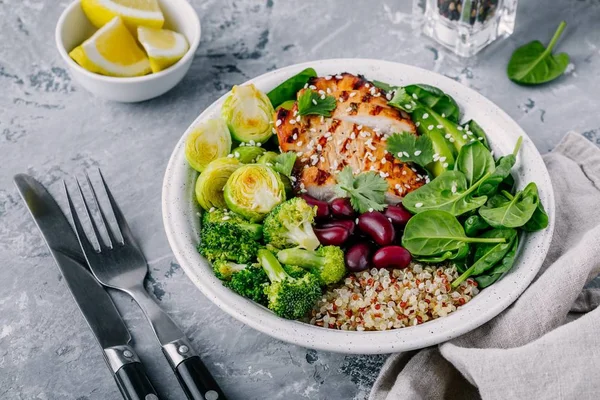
{"left": 55, "top": 0, "right": 201, "bottom": 103}
{"left": 162, "top": 59, "right": 555, "bottom": 354}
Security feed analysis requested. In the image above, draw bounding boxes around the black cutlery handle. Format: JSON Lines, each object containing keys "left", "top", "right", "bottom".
{"left": 174, "top": 356, "right": 227, "bottom": 400}
{"left": 115, "top": 362, "right": 159, "bottom": 400}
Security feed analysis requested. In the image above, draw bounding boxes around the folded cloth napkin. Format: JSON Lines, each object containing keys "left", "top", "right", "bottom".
{"left": 369, "top": 132, "right": 600, "bottom": 400}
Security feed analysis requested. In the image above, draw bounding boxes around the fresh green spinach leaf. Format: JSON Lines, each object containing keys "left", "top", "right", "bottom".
{"left": 464, "top": 215, "right": 491, "bottom": 237}
{"left": 455, "top": 141, "right": 495, "bottom": 186}
{"left": 297, "top": 90, "right": 337, "bottom": 117}
{"left": 464, "top": 119, "right": 490, "bottom": 149}
{"left": 452, "top": 228, "right": 517, "bottom": 288}
{"left": 475, "top": 235, "right": 519, "bottom": 288}
{"left": 479, "top": 182, "right": 539, "bottom": 228}
{"left": 477, "top": 137, "right": 522, "bottom": 196}
{"left": 523, "top": 200, "right": 549, "bottom": 232}
{"left": 267, "top": 68, "right": 317, "bottom": 108}
{"left": 507, "top": 21, "right": 570, "bottom": 85}
{"left": 404, "top": 84, "right": 460, "bottom": 123}
{"left": 402, "top": 170, "right": 489, "bottom": 216}
{"left": 387, "top": 131, "right": 435, "bottom": 168}
{"left": 402, "top": 210, "right": 507, "bottom": 257}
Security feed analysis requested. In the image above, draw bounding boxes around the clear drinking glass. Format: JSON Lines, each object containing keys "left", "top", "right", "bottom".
{"left": 413, "top": 0, "right": 518, "bottom": 57}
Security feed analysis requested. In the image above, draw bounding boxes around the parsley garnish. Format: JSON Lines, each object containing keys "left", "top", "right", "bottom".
{"left": 387, "top": 132, "right": 434, "bottom": 168}
{"left": 335, "top": 167, "right": 388, "bottom": 213}
{"left": 297, "top": 90, "right": 336, "bottom": 117}
{"left": 273, "top": 152, "right": 297, "bottom": 177}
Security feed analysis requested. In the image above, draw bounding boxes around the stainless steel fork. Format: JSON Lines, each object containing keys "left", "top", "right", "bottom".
{"left": 65, "top": 170, "right": 227, "bottom": 400}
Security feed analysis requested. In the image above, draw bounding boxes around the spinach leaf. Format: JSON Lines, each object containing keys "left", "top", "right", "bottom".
{"left": 402, "top": 210, "right": 507, "bottom": 257}
{"left": 415, "top": 243, "right": 470, "bottom": 263}
{"left": 404, "top": 84, "right": 460, "bottom": 123}
{"left": 267, "top": 68, "right": 317, "bottom": 108}
{"left": 464, "top": 119, "right": 489, "bottom": 149}
{"left": 523, "top": 200, "right": 549, "bottom": 232}
{"left": 372, "top": 80, "right": 396, "bottom": 92}
{"left": 479, "top": 182, "right": 539, "bottom": 228}
{"left": 452, "top": 229, "right": 517, "bottom": 288}
{"left": 475, "top": 235, "right": 519, "bottom": 288}
{"left": 507, "top": 21, "right": 570, "bottom": 85}
{"left": 402, "top": 170, "right": 489, "bottom": 216}
{"left": 455, "top": 141, "right": 495, "bottom": 186}
{"left": 464, "top": 215, "right": 490, "bottom": 237}
{"left": 387, "top": 131, "right": 435, "bottom": 168}
{"left": 477, "top": 137, "right": 522, "bottom": 196}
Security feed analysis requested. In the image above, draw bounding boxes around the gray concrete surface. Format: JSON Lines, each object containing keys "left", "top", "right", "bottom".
{"left": 1, "top": 0, "right": 599, "bottom": 399}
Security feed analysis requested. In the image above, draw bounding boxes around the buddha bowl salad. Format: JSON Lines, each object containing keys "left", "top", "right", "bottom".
{"left": 185, "top": 68, "right": 549, "bottom": 331}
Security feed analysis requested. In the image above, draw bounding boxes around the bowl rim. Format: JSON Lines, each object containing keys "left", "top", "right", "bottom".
{"left": 162, "top": 59, "right": 555, "bottom": 354}
{"left": 54, "top": 0, "right": 201, "bottom": 83}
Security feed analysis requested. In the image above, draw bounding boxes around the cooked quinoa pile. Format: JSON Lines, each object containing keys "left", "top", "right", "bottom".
{"left": 309, "top": 264, "right": 479, "bottom": 331}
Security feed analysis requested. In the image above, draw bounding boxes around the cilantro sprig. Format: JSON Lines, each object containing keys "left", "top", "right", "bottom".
{"left": 297, "top": 90, "right": 336, "bottom": 117}
{"left": 335, "top": 167, "right": 388, "bottom": 213}
{"left": 387, "top": 131, "right": 434, "bottom": 168}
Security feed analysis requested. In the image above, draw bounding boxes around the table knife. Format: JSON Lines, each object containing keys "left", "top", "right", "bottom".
{"left": 14, "top": 174, "right": 159, "bottom": 400}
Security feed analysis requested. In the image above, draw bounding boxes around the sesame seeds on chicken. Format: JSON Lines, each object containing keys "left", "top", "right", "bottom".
{"left": 274, "top": 73, "right": 426, "bottom": 202}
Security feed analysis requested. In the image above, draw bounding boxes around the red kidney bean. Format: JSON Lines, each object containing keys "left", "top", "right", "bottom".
{"left": 300, "top": 194, "right": 329, "bottom": 219}
{"left": 358, "top": 211, "right": 395, "bottom": 246}
{"left": 384, "top": 204, "right": 413, "bottom": 227}
{"left": 319, "top": 220, "right": 355, "bottom": 235}
{"left": 330, "top": 198, "right": 355, "bottom": 218}
{"left": 372, "top": 246, "right": 411, "bottom": 269}
{"left": 345, "top": 243, "right": 373, "bottom": 273}
{"left": 314, "top": 226, "right": 349, "bottom": 246}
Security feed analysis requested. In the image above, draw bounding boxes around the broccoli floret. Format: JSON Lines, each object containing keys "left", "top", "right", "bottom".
{"left": 202, "top": 209, "right": 262, "bottom": 240}
{"left": 263, "top": 197, "right": 320, "bottom": 251}
{"left": 225, "top": 264, "right": 269, "bottom": 306}
{"left": 277, "top": 246, "right": 346, "bottom": 286}
{"left": 258, "top": 248, "right": 321, "bottom": 320}
{"left": 199, "top": 212, "right": 260, "bottom": 264}
{"left": 212, "top": 260, "right": 247, "bottom": 280}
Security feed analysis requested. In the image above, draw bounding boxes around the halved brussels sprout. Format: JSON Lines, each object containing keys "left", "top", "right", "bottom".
{"left": 231, "top": 146, "right": 266, "bottom": 163}
{"left": 221, "top": 84, "right": 275, "bottom": 144}
{"left": 257, "top": 151, "right": 278, "bottom": 166}
{"left": 185, "top": 118, "right": 232, "bottom": 172}
{"left": 195, "top": 158, "right": 241, "bottom": 211}
{"left": 224, "top": 164, "right": 286, "bottom": 222}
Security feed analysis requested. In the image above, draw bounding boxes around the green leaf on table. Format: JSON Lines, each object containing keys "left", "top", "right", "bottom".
{"left": 507, "top": 21, "right": 570, "bottom": 85}
{"left": 267, "top": 68, "right": 317, "bottom": 108}
{"left": 297, "top": 90, "right": 337, "bottom": 117}
{"left": 387, "top": 131, "right": 435, "bottom": 168}
{"left": 334, "top": 167, "right": 388, "bottom": 213}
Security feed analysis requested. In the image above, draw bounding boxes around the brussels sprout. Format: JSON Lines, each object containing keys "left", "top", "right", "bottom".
{"left": 195, "top": 158, "right": 241, "bottom": 211}
{"left": 221, "top": 84, "right": 275, "bottom": 144}
{"left": 224, "top": 164, "right": 286, "bottom": 222}
{"left": 231, "top": 146, "right": 266, "bottom": 163}
{"left": 185, "top": 119, "right": 232, "bottom": 172}
{"left": 257, "top": 151, "right": 278, "bottom": 166}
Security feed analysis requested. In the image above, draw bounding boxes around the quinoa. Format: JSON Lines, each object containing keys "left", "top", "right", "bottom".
{"left": 309, "top": 263, "right": 479, "bottom": 331}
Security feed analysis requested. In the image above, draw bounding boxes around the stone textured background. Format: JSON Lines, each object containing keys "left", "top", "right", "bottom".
{"left": 1, "top": 0, "right": 599, "bottom": 399}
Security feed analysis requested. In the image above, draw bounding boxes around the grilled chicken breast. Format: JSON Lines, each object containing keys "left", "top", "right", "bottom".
{"left": 275, "top": 73, "right": 427, "bottom": 203}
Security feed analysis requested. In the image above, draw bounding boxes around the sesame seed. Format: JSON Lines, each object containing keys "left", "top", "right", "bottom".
{"left": 346, "top": 107, "right": 353, "bottom": 113}
{"left": 309, "top": 85, "right": 317, "bottom": 90}
{"left": 335, "top": 74, "right": 343, "bottom": 79}
{"left": 443, "top": 162, "right": 449, "bottom": 168}
{"left": 357, "top": 125, "right": 363, "bottom": 130}
{"left": 441, "top": 113, "right": 446, "bottom": 118}
{"left": 289, "top": 119, "right": 296, "bottom": 125}
{"left": 463, "top": 134, "right": 468, "bottom": 139}
{"left": 320, "top": 156, "right": 325, "bottom": 163}
{"left": 403, "top": 151, "right": 410, "bottom": 157}
{"left": 276, "top": 119, "right": 282, "bottom": 127}
{"left": 437, "top": 124, "right": 443, "bottom": 129}
{"left": 317, "top": 144, "right": 323, "bottom": 151}
{"left": 292, "top": 133, "right": 298, "bottom": 140}
{"left": 381, "top": 158, "right": 387, "bottom": 165}
{"left": 312, "top": 99, "right": 318, "bottom": 105}
{"left": 209, "top": 207, "right": 216, "bottom": 213}
{"left": 303, "top": 83, "right": 308, "bottom": 88}
{"left": 415, "top": 121, "right": 420, "bottom": 127}
{"left": 345, "top": 144, "right": 351, "bottom": 150}
{"left": 338, "top": 97, "right": 344, "bottom": 103}
{"left": 386, "top": 93, "right": 392, "bottom": 100}
{"left": 293, "top": 110, "right": 298, "bottom": 116}
{"left": 227, "top": 154, "right": 234, "bottom": 158}
{"left": 355, "top": 218, "right": 359, "bottom": 224}
{"left": 428, "top": 125, "right": 434, "bottom": 131}
{"left": 439, "top": 156, "right": 447, "bottom": 162}
{"left": 326, "top": 88, "right": 332, "bottom": 94}
{"left": 256, "top": 142, "right": 262, "bottom": 147}
{"left": 479, "top": 137, "right": 484, "bottom": 141}
{"left": 297, "top": 141, "right": 303, "bottom": 146}
{"left": 405, "top": 104, "right": 413, "bottom": 109}
{"left": 321, "top": 94, "right": 326, "bottom": 100}
{"left": 296, "top": 151, "right": 303, "bottom": 157}
{"left": 368, "top": 208, "right": 374, "bottom": 212}
{"left": 402, "top": 170, "right": 407, "bottom": 175}
{"left": 415, "top": 202, "right": 423, "bottom": 208}
{"left": 422, "top": 113, "right": 430, "bottom": 119}
{"left": 412, "top": 93, "right": 418, "bottom": 100}
{"left": 325, "top": 75, "right": 332, "bottom": 80}
{"left": 451, "top": 184, "right": 457, "bottom": 193}
{"left": 365, "top": 83, "right": 370, "bottom": 88}
{"left": 414, "top": 150, "right": 422, "bottom": 156}
{"left": 457, "top": 126, "right": 463, "bottom": 131}
{"left": 449, "top": 138, "right": 455, "bottom": 143}
{"left": 467, "top": 131, "right": 473, "bottom": 136}
{"left": 290, "top": 176, "right": 297, "bottom": 182}
{"left": 445, "top": 134, "right": 451, "bottom": 139}
{"left": 405, "top": 184, "right": 411, "bottom": 189}
{"left": 350, "top": 132, "right": 356, "bottom": 140}
{"left": 395, "top": 184, "right": 401, "bottom": 189}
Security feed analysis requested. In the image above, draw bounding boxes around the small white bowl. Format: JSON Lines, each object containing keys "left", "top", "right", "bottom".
{"left": 55, "top": 0, "right": 201, "bottom": 102}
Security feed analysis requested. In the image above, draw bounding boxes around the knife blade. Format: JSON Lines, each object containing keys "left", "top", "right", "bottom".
{"left": 14, "top": 174, "right": 158, "bottom": 400}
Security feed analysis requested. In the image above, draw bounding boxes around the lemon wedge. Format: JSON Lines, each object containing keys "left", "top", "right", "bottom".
{"left": 69, "top": 16, "right": 151, "bottom": 77}
{"left": 81, "top": 0, "right": 164, "bottom": 31}
{"left": 137, "top": 27, "right": 190, "bottom": 73}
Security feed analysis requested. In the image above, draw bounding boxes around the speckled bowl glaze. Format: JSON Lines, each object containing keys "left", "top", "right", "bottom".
{"left": 162, "top": 59, "right": 555, "bottom": 354}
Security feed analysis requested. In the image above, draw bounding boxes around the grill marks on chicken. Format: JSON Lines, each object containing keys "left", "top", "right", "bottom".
{"left": 275, "top": 73, "right": 426, "bottom": 202}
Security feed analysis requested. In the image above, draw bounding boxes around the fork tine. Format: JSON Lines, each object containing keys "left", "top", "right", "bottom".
{"left": 97, "top": 168, "right": 137, "bottom": 246}
{"left": 84, "top": 172, "right": 119, "bottom": 247}
{"left": 75, "top": 178, "right": 110, "bottom": 249}
{"left": 64, "top": 181, "right": 99, "bottom": 255}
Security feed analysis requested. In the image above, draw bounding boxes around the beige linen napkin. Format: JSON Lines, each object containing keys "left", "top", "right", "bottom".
{"left": 370, "top": 132, "right": 600, "bottom": 400}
